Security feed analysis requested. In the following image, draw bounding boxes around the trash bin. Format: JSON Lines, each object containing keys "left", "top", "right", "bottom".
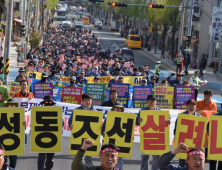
{"left": 147, "top": 43, "right": 151, "bottom": 51}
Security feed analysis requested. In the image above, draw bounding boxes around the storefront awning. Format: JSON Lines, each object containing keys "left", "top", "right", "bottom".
{"left": 14, "top": 18, "right": 22, "bottom": 23}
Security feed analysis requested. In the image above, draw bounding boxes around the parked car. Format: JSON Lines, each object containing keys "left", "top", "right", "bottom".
{"left": 94, "top": 20, "right": 102, "bottom": 27}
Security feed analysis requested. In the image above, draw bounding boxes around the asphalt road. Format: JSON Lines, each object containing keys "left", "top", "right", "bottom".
{"left": 10, "top": 11, "right": 213, "bottom": 170}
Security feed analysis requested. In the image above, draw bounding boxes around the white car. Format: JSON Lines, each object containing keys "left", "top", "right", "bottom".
{"left": 94, "top": 20, "right": 101, "bottom": 27}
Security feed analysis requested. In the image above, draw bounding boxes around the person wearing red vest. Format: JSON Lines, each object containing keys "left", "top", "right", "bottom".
{"left": 14, "top": 80, "right": 34, "bottom": 98}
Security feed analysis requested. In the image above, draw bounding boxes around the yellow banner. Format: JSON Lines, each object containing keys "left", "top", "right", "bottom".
{"left": 154, "top": 86, "right": 174, "bottom": 109}
{"left": 103, "top": 111, "right": 136, "bottom": 158}
{"left": 26, "top": 71, "right": 42, "bottom": 80}
{"left": 174, "top": 114, "right": 207, "bottom": 159}
{"left": 140, "top": 110, "right": 170, "bottom": 155}
{"left": 208, "top": 115, "right": 222, "bottom": 161}
{"left": 0, "top": 108, "right": 25, "bottom": 155}
{"left": 31, "top": 106, "right": 62, "bottom": 153}
{"left": 69, "top": 110, "right": 103, "bottom": 156}
{"left": 9, "top": 81, "right": 30, "bottom": 98}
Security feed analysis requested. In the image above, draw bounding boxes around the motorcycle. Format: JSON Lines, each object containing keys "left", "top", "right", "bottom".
{"left": 98, "top": 25, "right": 102, "bottom": 30}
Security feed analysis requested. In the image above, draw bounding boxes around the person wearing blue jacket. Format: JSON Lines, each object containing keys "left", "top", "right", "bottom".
{"left": 68, "top": 93, "right": 97, "bottom": 166}
{"left": 158, "top": 143, "right": 205, "bottom": 170}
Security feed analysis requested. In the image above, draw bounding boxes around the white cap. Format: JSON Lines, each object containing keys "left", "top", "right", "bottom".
{"left": 157, "top": 61, "right": 161, "bottom": 64}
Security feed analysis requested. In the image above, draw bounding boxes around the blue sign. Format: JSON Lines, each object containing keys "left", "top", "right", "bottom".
{"left": 133, "top": 85, "right": 152, "bottom": 108}
{"left": 111, "top": 83, "right": 130, "bottom": 108}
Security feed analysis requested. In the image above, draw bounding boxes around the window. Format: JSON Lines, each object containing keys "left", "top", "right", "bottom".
{"left": 213, "top": 42, "right": 220, "bottom": 58}
{"left": 130, "top": 36, "right": 140, "bottom": 41}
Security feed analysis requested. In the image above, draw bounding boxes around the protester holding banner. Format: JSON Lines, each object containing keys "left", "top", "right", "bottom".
{"left": 15, "top": 67, "right": 28, "bottom": 82}
{"left": 0, "top": 78, "right": 8, "bottom": 107}
{"left": 147, "top": 76, "right": 158, "bottom": 93}
{"left": 206, "top": 104, "right": 222, "bottom": 170}
{"left": 94, "top": 76, "right": 100, "bottom": 84}
{"left": 47, "top": 67, "right": 60, "bottom": 82}
{"left": 37, "top": 95, "right": 60, "bottom": 170}
{"left": 167, "top": 73, "right": 183, "bottom": 86}
{"left": 173, "top": 99, "right": 201, "bottom": 167}
{"left": 141, "top": 79, "right": 148, "bottom": 86}
{"left": 161, "top": 80, "right": 168, "bottom": 86}
{"left": 101, "top": 102, "right": 125, "bottom": 170}
{"left": 158, "top": 143, "right": 205, "bottom": 170}
{"left": 71, "top": 139, "right": 120, "bottom": 170}
{"left": 37, "top": 73, "right": 50, "bottom": 83}
{"left": 136, "top": 95, "right": 161, "bottom": 170}
{"left": 101, "top": 90, "right": 119, "bottom": 107}
{"left": 69, "top": 93, "right": 97, "bottom": 166}
{"left": 0, "top": 144, "right": 15, "bottom": 170}
{"left": 189, "top": 71, "right": 207, "bottom": 101}
{"left": 76, "top": 70, "right": 88, "bottom": 86}
{"left": 68, "top": 76, "right": 78, "bottom": 87}
{"left": 14, "top": 80, "right": 34, "bottom": 98}
{"left": 107, "top": 72, "right": 119, "bottom": 87}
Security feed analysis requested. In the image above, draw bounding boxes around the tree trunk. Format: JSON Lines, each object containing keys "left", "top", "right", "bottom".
{"left": 161, "top": 24, "right": 168, "bottom": 58}
{"left": 154, "top": 26, "right": 158, "bottom": 54}
{"left": 171, "top": 27, "right": 176, "bottom": 60}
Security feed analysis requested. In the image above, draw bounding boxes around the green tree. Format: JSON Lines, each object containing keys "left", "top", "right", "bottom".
{"left": 44, "top": 0, "right": 58, "bottom": 10}
{"left": 29, "top": 31, "right": 40, "bottom": 49}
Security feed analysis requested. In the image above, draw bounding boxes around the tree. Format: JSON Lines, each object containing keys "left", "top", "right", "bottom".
{"left": 29, "top": 31, "right": 40, "bottom": 49}
{"left": 0, "top": 0, "right": 5, "bottom": 31}
{"left": 44, "top": 0, "right": 58, "bottom": 10}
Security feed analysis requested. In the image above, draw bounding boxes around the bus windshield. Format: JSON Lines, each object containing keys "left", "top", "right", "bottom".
{"left": 57, "top": 11, "right": 66, "bottom": 16}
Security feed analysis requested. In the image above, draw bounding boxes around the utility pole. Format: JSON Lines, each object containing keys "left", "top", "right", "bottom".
{"left": 20, "top": 0, "right": 26, "bottom": 62}
{"left": 40, "top": 1, "right": 43, "bottom": 38}
{"left": 35, "top": 0, "right": 39, "bottom": 31}
{"left": 3, "top": 0, "right": 13, "bottom": 84}
{"left": 178, "top": 0, "right": 186, "bottom": 55}
{"left": 24, "top": 0, "right": 31, "bottom": 59}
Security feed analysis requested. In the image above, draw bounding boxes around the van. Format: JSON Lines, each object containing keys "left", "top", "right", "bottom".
{"left": 124, "top": 34, "right": 141, "bottom": 49}
{"left": 62, "top": 21, "right": 72, "bottom": 30}
{"left": 82, "top": 17, "right": 90, "bottom": 25}
{"left": 74, "top": 21, "right": 84, "bottom": 29}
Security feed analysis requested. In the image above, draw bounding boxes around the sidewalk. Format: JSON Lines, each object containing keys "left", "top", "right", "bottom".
{"left": 141, "top": 46, "right": 222, "bottom": 85}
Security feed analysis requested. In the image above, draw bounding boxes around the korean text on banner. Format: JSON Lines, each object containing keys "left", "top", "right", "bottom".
{"left": 174, "top": 114, "right": 207, "bottom": 159}
{"left": 33, "top": 83, "right": 53, "bottom": 99}
{"left": 9, "top": 82, "right": 31, "bottom": 98}
{"left": 26, "top": 71, "right": 42, "bottom": 80}
{"left": 133, "top": 85, "right": 152, "bottom": 108}
{"left": 86, "top": 84, "right": 105, "bottom": 106}
{"left": 69, "top": 110, "right": 103, "bottom": 156}
{"left": 208, "top": 115, "right": 222, "bottom": 161}
{"left": 0, "top": 108, "right": 25, "bottom": 155}
{"left": 140, "top": 110, "right": 170, "bottom": 155}
{"left": 31, "top": 106, "right": 62, "bottom": 153}
{"left": 154, "top": 86, "right": 174, "bottom": 109}
{"left": 62, "top": 87, "right": 82, "bottom": 104}
{"left": 103, "top": 111, "right": 136, "bottom": 158}
{"left": 174, "top": 86, "right": 195, "bottom": 109}
{"left": 111, "top": 83, "right": 130, "bottom": 107}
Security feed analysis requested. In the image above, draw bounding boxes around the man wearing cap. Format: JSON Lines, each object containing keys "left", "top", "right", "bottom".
{"left": 147, "top": 76, "right": 158, "bottom": 93}
{"left": 189, "top": 71, "right": 207, "bottom": 101}
{"left": 38, "top": 95, "right": 63, "bottom": 170}
{"left": 68, "top": 76, "right": 78, "bottom": 87}
{"left": 173, "top": 99, "right": 201, "bottom": 167}
{"left": 76, "top": 70, "right": 88, "bottom": 86}
{"left": 141, "top": 79, "right": 147, "bottom": 86}
{"left": 167, "top": 73, "right": 183, "bottom": 86}
{"left": 101, "top": 102, "right": 125, "bottom": 170}
{"left": 71, "top": 139, "right": 120, "bottom": 170}
{"left": 94, "top": 76, "right": 100, "bottom": 84}
{"left": 47, "top": 67, "right": 61, "bottom": 82}
{"left": 136, "top": 95, "right": 167, "bottom": 170}
{"left": 155, "top": 61, "right": 161, "bottom": 83}
{"left": 101, "top": 90, "right": 119, "bottom": 107}
{"left": 107, "top": 72, "right": 119, "bottom": 88}
{"left": 37, "top": 73, "right": 50, "bottom": 83}
{"left": 69, "top": 93, "right": 97, "bottom": 166}
{"left": 0, "top": 78, "right": 8, "bottom": 107}
{"left": 131, "top": 67, "right": 141, "bottom": 76}
{"left": 158, "top": 143, "right": 205, "bottom": 170}
{"left": 15, "top": 67, "right": 28, "bottom": 82}
{"left": 141, "top": 68, "right": 151, "bottom": 83}
{"left": 88, "top": 66, "right": 100, "bottom": 77}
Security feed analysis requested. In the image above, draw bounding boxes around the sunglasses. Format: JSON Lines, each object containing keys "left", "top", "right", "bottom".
{"left": 44, "top": 101, "right": 53, "bottom": 104}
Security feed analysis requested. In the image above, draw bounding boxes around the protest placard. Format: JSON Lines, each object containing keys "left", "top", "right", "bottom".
{"left": 154, "top": 86, "right": 174, "bottom": 109}
{"left": 133, "top": 85, "right": 152, "bottom": 108}
{"left": 9, "top": 81, "right": 31, "bottom": 98}
{"left": 111, "top": 83, "right": 130, "bottom": 107}
{"left": 174, "top": 86, "right": 195, "bottom": 109}
{"left": 86, "top": 84, "right": 105, "bottom": 105}
{"left": 26, "top": 71, "right": 42, "bottom": 80}
{"left": 62, "top": 87, "right": 82, "bottom": 104}
{"left": 33, "top": 83, "right": 53, "bottom": 99}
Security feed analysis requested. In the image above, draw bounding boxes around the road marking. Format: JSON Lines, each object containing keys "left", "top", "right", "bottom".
{"left": 139, "top": 50, "right": 174, "bottom": 73}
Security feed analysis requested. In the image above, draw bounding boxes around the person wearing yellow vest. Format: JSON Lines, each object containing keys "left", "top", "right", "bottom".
{"left": 176, "top": 55, "right": 182, "bottom": 73}
{"left": 155, "top": 61, "right": 161, "bottom": 83}
{"left": 189, "top": 70, "right": 207, "bottom": 101}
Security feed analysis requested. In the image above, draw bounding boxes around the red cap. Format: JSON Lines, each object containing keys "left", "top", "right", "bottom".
{"left": 176, "top": 73, "right": 183, "bottom": 77}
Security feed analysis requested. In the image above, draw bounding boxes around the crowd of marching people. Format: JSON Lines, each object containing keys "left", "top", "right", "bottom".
{"left": 0, "top": 19, "right": 220, "bottom": 170}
